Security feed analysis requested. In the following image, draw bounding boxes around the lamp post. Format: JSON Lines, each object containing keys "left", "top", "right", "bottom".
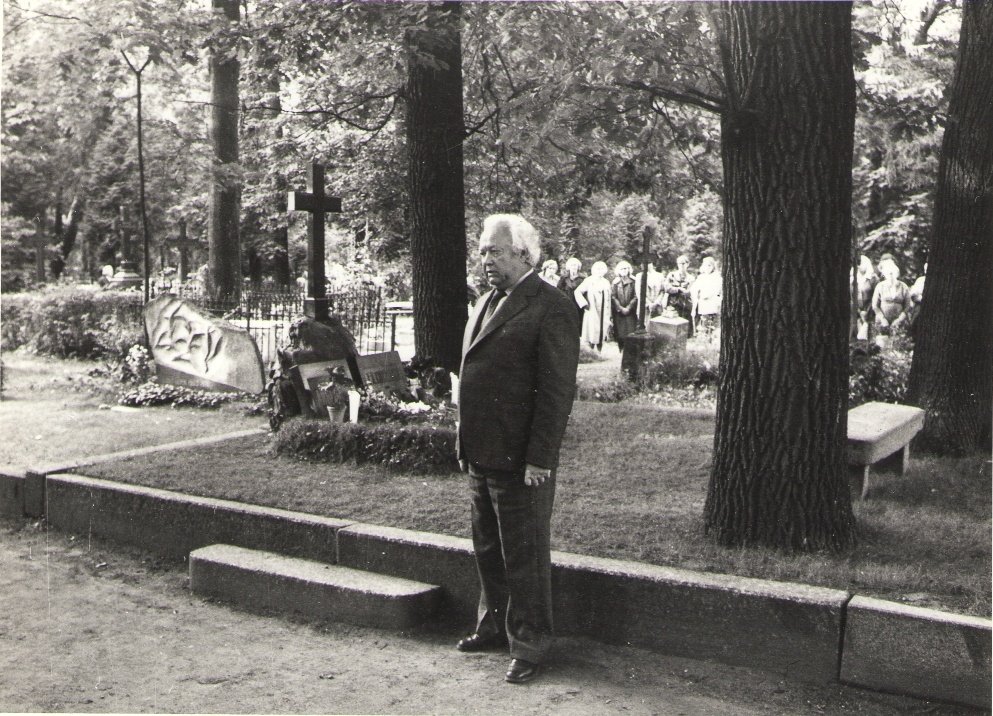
{"left": 121, "top": 46, "right": 152, "bottom": 303}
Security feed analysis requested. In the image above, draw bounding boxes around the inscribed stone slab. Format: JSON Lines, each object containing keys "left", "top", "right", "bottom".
{"left": 356, "top": 351, "right": 408, "bottom": 393}
{"left": 144, "top": 295, "right": 265, "bottom": 394}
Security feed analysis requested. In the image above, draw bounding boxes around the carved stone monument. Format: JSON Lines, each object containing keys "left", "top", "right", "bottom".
{"left": 144, "top": 295, "right": 266, "bottom": 394}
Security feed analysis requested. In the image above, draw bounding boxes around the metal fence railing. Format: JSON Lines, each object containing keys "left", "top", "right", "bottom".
{"left": 147, "top": 285, "right": 391, "bottom": 362}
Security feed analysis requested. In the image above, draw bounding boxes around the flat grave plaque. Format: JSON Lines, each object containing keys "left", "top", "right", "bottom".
{"left": 356, "top": 351, "right": 408, "bottom": 393}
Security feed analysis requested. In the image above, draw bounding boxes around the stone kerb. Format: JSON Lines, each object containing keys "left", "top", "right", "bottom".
{"left": 841, "top": 595, "right": 992, "bottom": 709}
{"left": 336, "top": 523, "right": 480, "bottom": 626}
{"left": 335, "top": 523, "right": 847, "bottom": 684}
{"left": 552, "top": 551, "right": 849, "bottom": 685}
{"left": 45, "top": 474, "right": 351, "bottom": 563}
{"left": 0, "top": 469, "right": 24, "bottom": 519}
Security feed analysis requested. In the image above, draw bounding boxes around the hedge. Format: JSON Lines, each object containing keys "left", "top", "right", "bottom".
{"left": 2, "top": 286, "right": 145, "bottom": 359}
{"left": 273, "top": 418, "right": 459, "bottom": 473}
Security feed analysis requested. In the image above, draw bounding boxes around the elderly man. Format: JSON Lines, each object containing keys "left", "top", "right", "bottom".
{"left": 456, "top": 214, "right": 580, "bottom": 684}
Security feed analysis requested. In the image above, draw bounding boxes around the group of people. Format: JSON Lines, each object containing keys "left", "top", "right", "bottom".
{"left": 853, "top": 252, "right": 925, "bottom": 346}
{"left": 535, "top": 254, "right": 723, "bottom": 351}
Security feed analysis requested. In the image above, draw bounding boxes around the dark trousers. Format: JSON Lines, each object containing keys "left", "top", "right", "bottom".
{"left": 468, "top": 463, "right": 555, "bottom": 664}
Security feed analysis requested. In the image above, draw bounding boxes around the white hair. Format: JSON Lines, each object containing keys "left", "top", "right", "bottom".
{"left": 614, "top": 260, "right": 632, "bottom": 274}
{"left": 565, "top": 257, "right": 582, "bottom": 272}
{"left": 591, "top": 261, "right": 608, "bottom": 277}
{"left": 480, "top": 214, "right": 541, "bottom": 266}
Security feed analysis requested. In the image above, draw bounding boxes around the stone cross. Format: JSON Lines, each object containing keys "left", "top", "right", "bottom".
{"left": 288, "top": 162, "right": 342, "bottom": 322}
{"left": 637, "top": 224, "right": 652, "bottom": 331}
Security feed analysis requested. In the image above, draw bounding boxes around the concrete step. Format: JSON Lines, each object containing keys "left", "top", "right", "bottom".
{"left": 189, "top": 544, "right": 442, "bottom": 630}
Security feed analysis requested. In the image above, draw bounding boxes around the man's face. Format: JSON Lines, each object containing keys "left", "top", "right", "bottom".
{"left": 479, "top": 224, "right": 530, "bottom": 291}
{"left": 677, "top": 258, "right": 689, "bottom": 273}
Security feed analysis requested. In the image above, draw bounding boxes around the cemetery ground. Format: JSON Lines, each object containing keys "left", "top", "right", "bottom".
{"left": 1, "top": 349, "right": 989, "bottom": 620}
{"left": 0, "top": 350, "right": 988, "bottom": 714}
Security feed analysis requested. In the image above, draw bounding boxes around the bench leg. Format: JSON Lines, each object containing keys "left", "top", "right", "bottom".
{"left": 898, "top": 443, "right": 910, "bottom": 475}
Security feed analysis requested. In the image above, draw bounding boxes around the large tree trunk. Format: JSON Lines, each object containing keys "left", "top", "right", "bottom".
{"left": 405, "top": 1, "right": 467, "bottom": 374}
{"left": 906, "top": 1, "right": 993, "bottom": 455}
{"left": 704, "top": 2, "right": 857, "bottom": 551}
{"left": 207, "top": 0, "right": 241, "bottom": 301}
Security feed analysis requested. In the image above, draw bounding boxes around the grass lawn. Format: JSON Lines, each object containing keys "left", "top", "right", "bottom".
{"left": 0, "top": 354, "right": 266, "bottom": 473}
{"left": 82, "top": 401, "right": 991, "bottom": 618}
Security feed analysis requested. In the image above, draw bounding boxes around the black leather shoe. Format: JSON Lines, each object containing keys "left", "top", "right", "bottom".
{"left": 456, "top": 632, "right": 508, "bottom": 652}
{"left": 505, "top": 658, "right": 540, "bottom": 684}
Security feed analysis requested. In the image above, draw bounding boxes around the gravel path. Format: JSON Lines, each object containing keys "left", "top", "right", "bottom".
{"left": 0, "top": 521, "right": 969, "bottom": 716}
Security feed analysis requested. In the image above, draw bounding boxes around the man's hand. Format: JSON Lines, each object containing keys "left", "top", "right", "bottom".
{"left": 524, "top": 464, "right": 551, "bottom": 487}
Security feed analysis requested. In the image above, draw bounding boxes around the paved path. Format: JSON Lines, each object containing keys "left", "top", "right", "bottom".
{"left": 1, "top": 521, "right": 971, "bottom": 715}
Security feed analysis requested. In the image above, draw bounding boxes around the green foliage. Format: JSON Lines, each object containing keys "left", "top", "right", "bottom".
{"left": 0, "top": 210, "right": 38, "bottom": 292}
{"left": 852, "top": 3, "right": 960, "bottom": 275}
{"left": 1, "top": 287, "right": 144, "bottom": 359}
{"left": 119, "top": 381, "right": 242, "bottom": 409}
{"left": 677, "top": 190, "right": 723, "bottom": 264}
{"left": 849, "top": 343, "right": 911, "bottom": 407}
{"left": 274, "top": 418, "right": 458, "bottom": 472}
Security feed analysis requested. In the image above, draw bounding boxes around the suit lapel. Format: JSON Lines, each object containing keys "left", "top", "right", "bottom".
{"left": 463, "top": 289, "right": 492, "bottom": 357}
{"left": 466, "top": 273, "right": 540, "bottom": 353}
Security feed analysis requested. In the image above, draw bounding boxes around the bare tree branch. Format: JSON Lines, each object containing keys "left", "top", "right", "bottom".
{"left": 616, "top": 79, "right": 725, "bottom": 115}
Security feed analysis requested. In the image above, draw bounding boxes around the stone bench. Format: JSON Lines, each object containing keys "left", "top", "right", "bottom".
{"left": 847, "top": 402, "right": 925, "bottom": 499}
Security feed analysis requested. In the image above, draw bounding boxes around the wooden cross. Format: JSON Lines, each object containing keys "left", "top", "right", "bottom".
{"left": 288, "top": 162, "right": 342, "bottom": 322}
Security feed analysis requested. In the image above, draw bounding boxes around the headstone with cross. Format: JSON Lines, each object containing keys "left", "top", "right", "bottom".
{"left": 288, "top": 162, "right": 342, "bottom": 322}
{"left": 282, "top": 162, "right": 360, "bottom": 421}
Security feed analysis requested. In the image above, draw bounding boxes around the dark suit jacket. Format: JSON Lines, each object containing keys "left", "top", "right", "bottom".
{"left": 457, "top": 272, "right": 580, "bottom": 471}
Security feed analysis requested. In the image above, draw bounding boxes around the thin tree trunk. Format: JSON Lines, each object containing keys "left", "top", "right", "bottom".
{"left": 704, "top": 1, "right": 857, "bottom": 551}
{"left": 48, "top": 196, "right": 85, "bottom": 280}
{"left": 208, "top": 0, "right": 241, "bottom": 301}
{"left": 406, "top": 1, "right": 467, "bottom": 373}
{"left": 906, "top": 1, "right": 993, "bottom": 455}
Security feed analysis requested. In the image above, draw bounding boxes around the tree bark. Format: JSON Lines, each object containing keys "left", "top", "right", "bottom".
{"left": 208, "top": 0, "right": 242, "bottom": 300}
{"left": 906, "top": 1, "right": 993, "bottom": 455}
{"left": 704, "top": 2, "right": 857, "bottom": 551}
{"left": 405, "top": 1, "right": 467, "bottom": 374}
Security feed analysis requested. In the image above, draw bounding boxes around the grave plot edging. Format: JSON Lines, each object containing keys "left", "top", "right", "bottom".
{"left": 840, "top": 595, "right": 992, "bottom": 709}
{"left": 44, "top": 473, "right": 352, "bottom": 564}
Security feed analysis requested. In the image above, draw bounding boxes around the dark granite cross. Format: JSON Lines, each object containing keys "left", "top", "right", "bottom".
{"left": 288, "top": 162, "right": 342, "bottom": 322}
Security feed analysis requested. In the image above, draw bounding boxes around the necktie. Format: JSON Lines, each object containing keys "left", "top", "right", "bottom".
{"left": 471, "top": 290, "right": 506, "bottom": 341}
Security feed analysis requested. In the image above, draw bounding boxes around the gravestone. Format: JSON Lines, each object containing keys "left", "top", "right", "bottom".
{"left": 275, "top": 317, "right": 360, "bottom": 419}
{"left": 144, "top": 295, "right": 266, "bottom": 393}
{"left": 108, "top": 260, "right": 143, "bottom": 290}
{"left": 355, "top": 351, "right": 408, "bottom": 393}
{"left": 621, "top": 224, "right": 667, "bottom": 381}
{"left": 649, "top": 312, "right": 690, "bottom": 353}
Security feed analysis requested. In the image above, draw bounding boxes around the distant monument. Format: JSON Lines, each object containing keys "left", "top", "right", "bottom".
{"left": 107, "top": 260, "right": 143, "bottom": 290}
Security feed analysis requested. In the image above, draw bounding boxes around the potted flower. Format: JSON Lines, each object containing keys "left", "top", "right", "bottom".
{"left": 315, "top": 365, "right": 355, "bottom": 423}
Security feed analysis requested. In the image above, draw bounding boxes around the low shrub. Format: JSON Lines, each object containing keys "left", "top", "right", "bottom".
{"left": 119, "top": 382, "right": 245, "bottom": 409}
{"left": 850, "top": 342, "right": 911, "bottom": 406}
{"left": 578, "top": 378, "right": 640, "bottom": 403}
{"left": 578, "top": 346, "right": 608, "bottom": 364}
{"left": 2, "top": 286, "right": 144, "bottom": 359}
{"left": 273, "top": 418, "right": 458, "bottom": 472}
